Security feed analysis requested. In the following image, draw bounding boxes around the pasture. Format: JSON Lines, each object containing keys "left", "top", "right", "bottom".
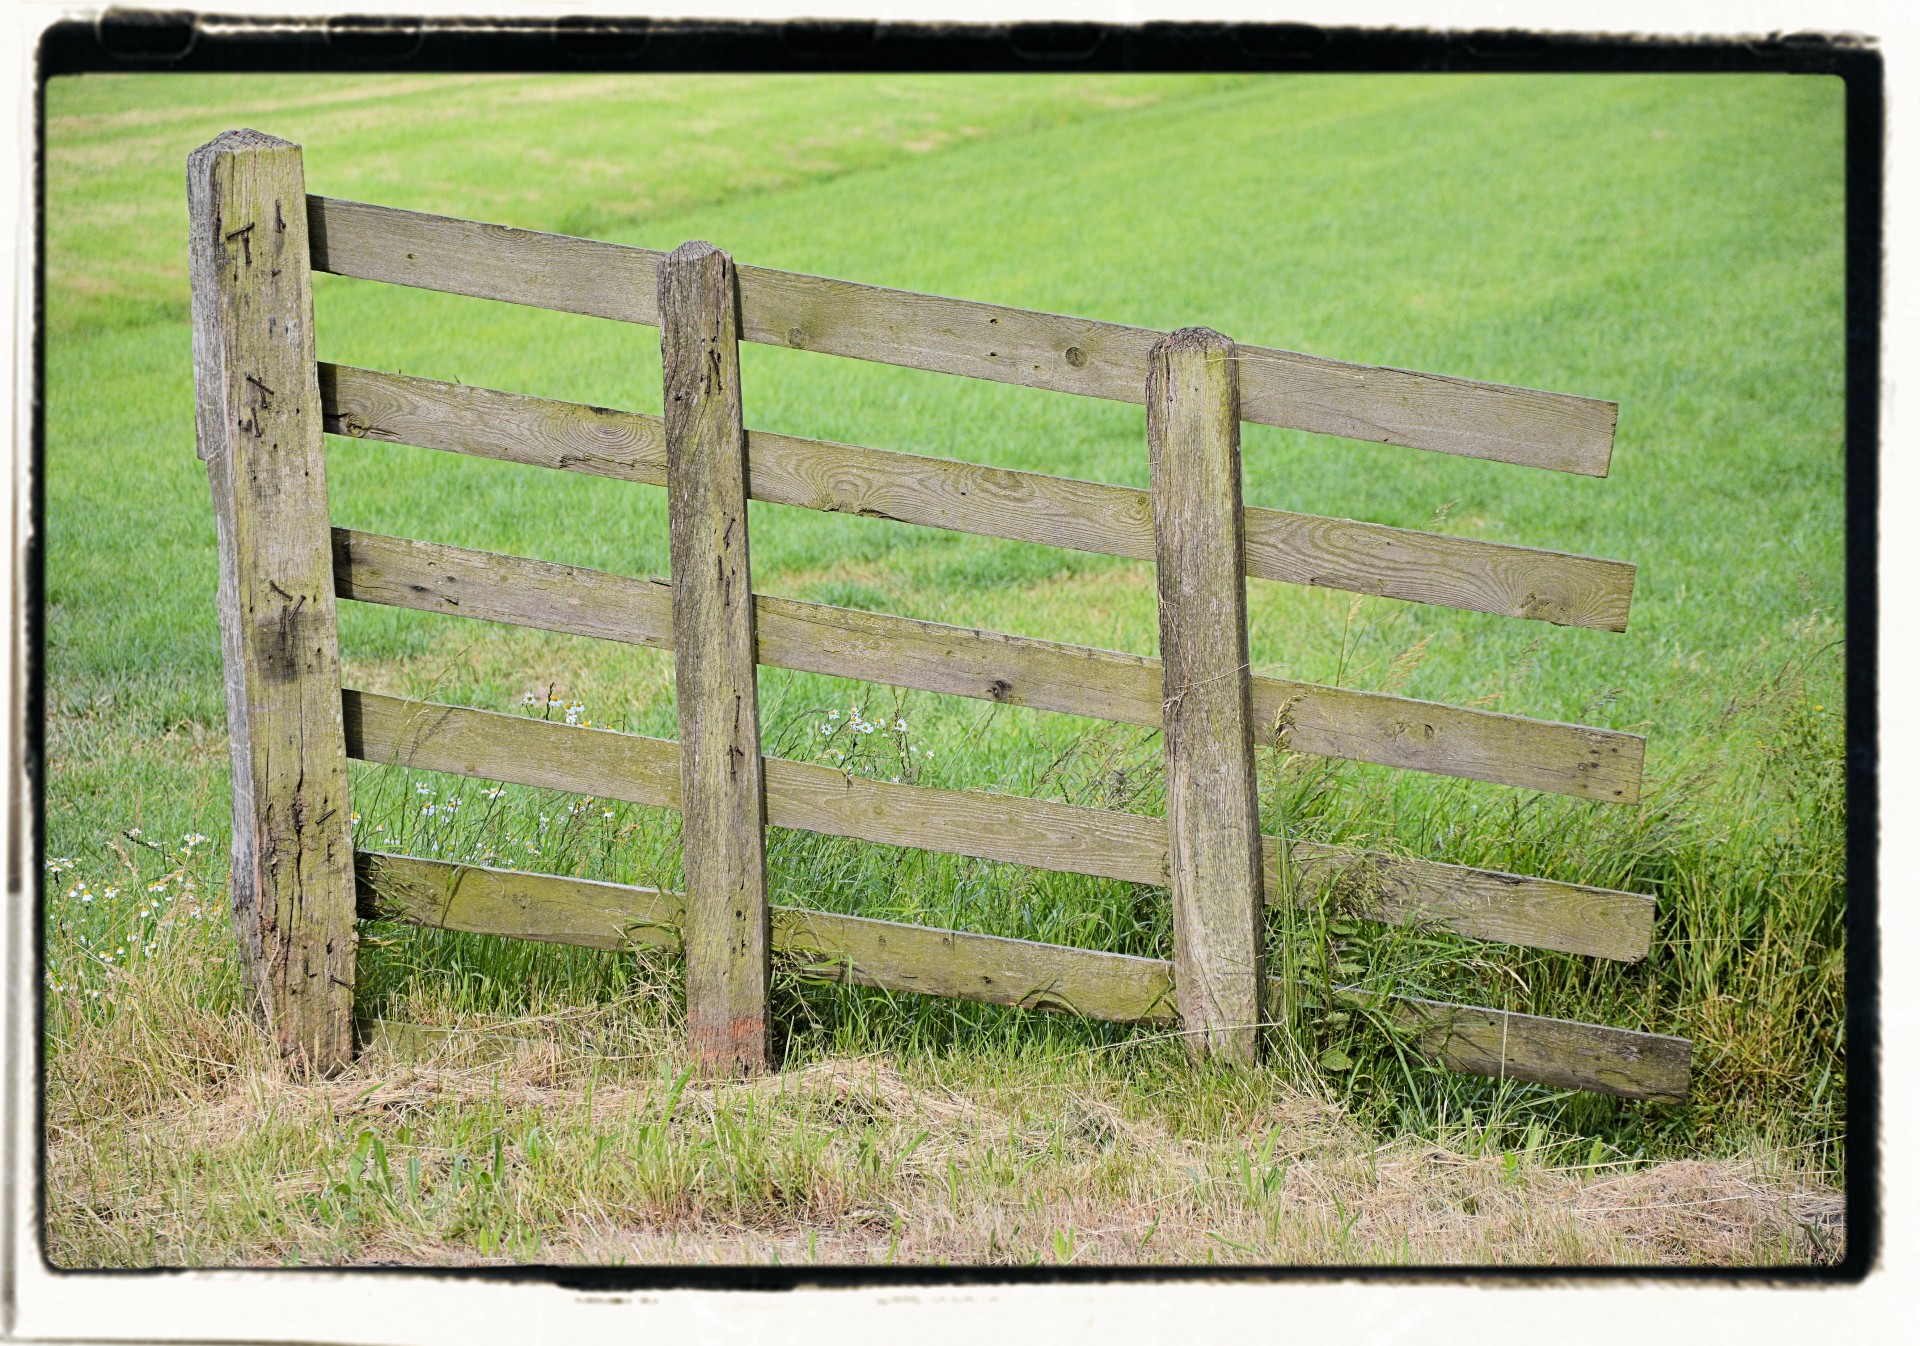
{"left": 41, "top": 71, "right": 1846, "bottom": 1266}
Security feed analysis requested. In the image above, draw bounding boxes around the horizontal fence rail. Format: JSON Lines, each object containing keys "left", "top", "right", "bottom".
{"left": 190, "top": 131, "right": 1687, "bottom": 1100}
{"left": 332, "top": 528, "right": 1645, "bottom": 803}
{"left": 308, "top": 198, "right": 1620, "bottom": 476}
{"left": 354, "top": 851, "right": 1690, "bottom": 1102}
{"left": 341, "top": 690, "right": 1655, "bottom": 962}
{"left": 319, "top": 365, "right": 1636, "bottom": 632}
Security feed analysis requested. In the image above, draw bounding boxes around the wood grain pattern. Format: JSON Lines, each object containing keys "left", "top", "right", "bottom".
{"left": 772, "top": 906, "right": 1179, "bottom": 1023}
{"left": 761, "top": 754, "right": 1168, "bottom": 884}
{"left": 331, "top": 527, "right": 1644, "bottom": 803}
{"left": 1379, "top": 995, "right": 1691, "bottom": 1103}
{"left": 1248, "top": 681, "right": 1643, "bottom": 804}
{"left": 342, "top": 690, "right": 683, "bottom": 808}
{"left": 354, "top": 853, "right": 1686, "bottom": 1100}
{"left": 1149, "top": 328, "right": 1265, "bottom": 1061}
{"left": 320, "top": 364, "right": 1634, "bottom": 630}
{"left": 660, "top": 240, "right": 770, "bottom": 1075}
{"left": 354, "top": 851, "right": 1174, "bottom": 1022}
{"left": 355, "top": 850, "right": 686, "bottom": 952}
{"left": 339, "top": 692, "right": 1651, "bottom": 961}
{"left": 320, "top": 364, "right": 666, "bottom": 483}
{"left": 1276, "top": 841, "right": 1653, "bottom": 963}
{"left": 188, "top": 131, "right": 358, "bottom": 1073}
{"left": 308, "top": 195, "right": 660, "bottom": 324}
{"left": 308, "top": 196, "right": 1617, "bottom": 475}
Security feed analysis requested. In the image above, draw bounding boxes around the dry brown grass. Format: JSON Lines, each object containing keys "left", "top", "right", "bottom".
{"left": 45, "top": 983, "right": 1841, "bottom": 1270}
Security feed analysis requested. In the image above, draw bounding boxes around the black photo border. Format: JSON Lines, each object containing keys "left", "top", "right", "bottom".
{"left": 25, "top": 12, "right": 1882, "bottom": 1291}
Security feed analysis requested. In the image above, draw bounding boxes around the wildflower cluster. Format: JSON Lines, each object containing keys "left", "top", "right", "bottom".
{"left": 520, "top": 691, "right": 593, "bottom": 728}
{"left": 43, "top": 831, "right": 224, "bottom": 1008}
{"left": 354, "top": 778, "right": 637, "bottom": 875}
{"left": 333, "top": 686, "right": 686, "bottom": 893}
{"left": 811, "top": 700, "right": 930, "bottom": 785}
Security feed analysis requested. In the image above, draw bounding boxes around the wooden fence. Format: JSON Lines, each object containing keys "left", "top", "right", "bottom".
{"left": 187, "top": 128, "right": 1690, "bottom": 1102}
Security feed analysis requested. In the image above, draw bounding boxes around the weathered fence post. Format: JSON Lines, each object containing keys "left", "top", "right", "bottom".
{"left": 1148, "top": 327, "right": 1266, "bottom": 1063}
{"left": 187, "top": 130, "right": 358, "bottom": 1073}
{"left": 659, "top": 240, "right": 773, "bottom": 1076}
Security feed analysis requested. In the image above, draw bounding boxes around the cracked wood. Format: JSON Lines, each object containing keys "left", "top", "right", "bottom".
{"left": 189, "top": 130, "right": 357, "bottom": 1072}
{"left": 1149, "top": 327, "right": 1265, "bottom": 1062}
{"left": 660, "top": 240, "right": 771, "bottom": 1076}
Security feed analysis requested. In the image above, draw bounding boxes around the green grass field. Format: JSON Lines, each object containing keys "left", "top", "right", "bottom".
{"left": 41, "top": 72, "right": 1847, "bottom": 1266}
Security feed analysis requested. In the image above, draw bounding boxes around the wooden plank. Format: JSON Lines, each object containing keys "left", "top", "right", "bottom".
{"left": 320, "top": 364, "right": 666, "bottom": 483}
{"left": 659, "top": 240, "right": 772, "bottom": 1075}
{"left": 761, "top": 754, "right": 1168, "bottom": 885}
{"left": 342, "top": 690, "right": 684, "bottom": 809}
{"left": 333, "top": 528, "right": 677, "bottom": 647}
{"left": 331, "top": 528, "right": 1644, "bottom": 803}
{"left": 355, "top": 850, "right": 686, "bottom": 952}
{"left": 308, "top": 197, "right": 1617, "bottom": 475}
{"left": 307, "top": 195, "right": 660, "bottom": 325}
{"left": 340, "top": 692, "right": 1650, "bottom": 961}
{"left": 1148, "top": 327, "right": 1265, "bottom": 1062}
{"left": 320, "top": 364, "right": 1634, "bottom": 631}
{"left": 1379, "top": 995, "right": 1691, "bottom": 1104}
{"left": 353, "top": 851, "right": 1172, "bottom": 1020}
{"left": 1274, "top": 840, "right": 1653, "bottom": 963}
{"left": 1248, "top": 681, "right": 1643, "bottom": 804}
{"left": 188, "top": 130, "right": 358, "bottom": 1073}
{"left": 772, "top": 906, "right": 1179, "bottom": 1023}
{"left": 1242, "top": 511, "right": 1631, "bottom": 633}
{"left": 354, "top": 853, "right": 1686, "bottom": 1100}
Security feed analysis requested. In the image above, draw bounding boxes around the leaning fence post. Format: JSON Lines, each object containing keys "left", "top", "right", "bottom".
{"left": 659, "top": 240, "right": 773, "bottom": 1076}
{"left": 1147, "top": 327, "right": 1267, "bottom": 1063}
{"left": 187, "top": 130, "right": 358, "bottom": 1073}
